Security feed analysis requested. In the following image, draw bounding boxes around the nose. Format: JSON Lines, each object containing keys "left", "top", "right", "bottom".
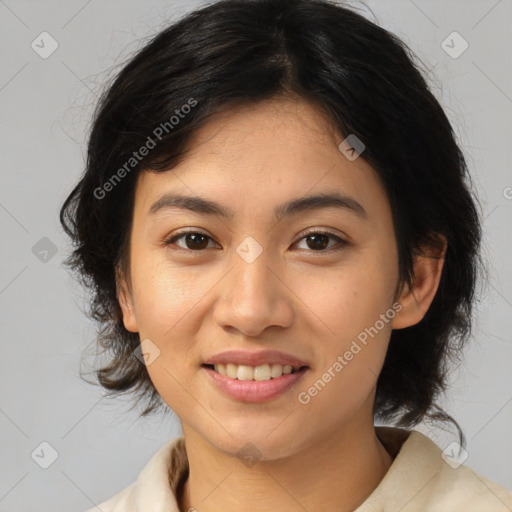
{"left": 212, "top": 248, "right": 294, "bottom": 337}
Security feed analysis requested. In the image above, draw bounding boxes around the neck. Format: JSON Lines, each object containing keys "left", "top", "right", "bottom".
{"left": 178, "top": 421, "right": 394, "bottom": 512}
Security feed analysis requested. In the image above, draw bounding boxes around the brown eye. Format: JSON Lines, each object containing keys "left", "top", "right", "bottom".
{"left": 305, "top": 233, "right": 330, "bottom": 250}
{"left": 295, "top": 231, "right": 347, "bottom": 252}
{"left": 166, "top": 231, "right": 217, "bottom": 251}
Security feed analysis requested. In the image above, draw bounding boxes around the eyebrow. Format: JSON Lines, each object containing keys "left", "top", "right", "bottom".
{"left": 148, "top": 192, "right": 368, "bottom": 222}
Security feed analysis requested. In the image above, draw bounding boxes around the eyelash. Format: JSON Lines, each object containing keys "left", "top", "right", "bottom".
{"left": 164, "top": 229, "right": 348, "bottom": 253}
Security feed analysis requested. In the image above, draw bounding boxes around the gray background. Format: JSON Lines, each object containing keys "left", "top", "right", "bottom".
{"left": 0, "top": 1, "right": 511, "bottom": 511}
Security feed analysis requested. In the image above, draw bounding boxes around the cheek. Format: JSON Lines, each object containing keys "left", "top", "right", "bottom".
{"left": 133, "top": 266, "right": 200, "bottom": 411}
{"left": 130, "top": 254, "right": 207, "bottom": 339}
{"left": 291, "top": 249, "right": 397, "bottom": 403}
{"left": 294, "top": 274, "right": 394, "bottom": 428}
{"left": 294, "top": 259, "right": 397, "bottom": 344}
{"left": 128, "top": 251, "right": 221, "bottom": 387}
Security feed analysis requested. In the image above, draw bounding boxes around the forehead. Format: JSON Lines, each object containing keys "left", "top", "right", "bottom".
{"left": 133, "top": 98, "right": 390, "bottom": 223}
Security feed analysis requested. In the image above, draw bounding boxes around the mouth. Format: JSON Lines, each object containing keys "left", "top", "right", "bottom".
{"left": 202, "top": 363, "right": 310, "bottom": 402}
{"left": 201, "top": 363, "right": 308, "bottom": 381}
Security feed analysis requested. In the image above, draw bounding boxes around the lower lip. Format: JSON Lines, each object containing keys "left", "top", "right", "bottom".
{"left": 202, "top": 365, "right": 309, "bottom": 403}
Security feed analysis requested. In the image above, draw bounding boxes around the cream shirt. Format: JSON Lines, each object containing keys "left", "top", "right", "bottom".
{"left": 86, "top": 426, "right": 512, "bottom": 511}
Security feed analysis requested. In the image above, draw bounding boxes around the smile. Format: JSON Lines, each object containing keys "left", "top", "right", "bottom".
{"left": 205, "top": 363, "right": 304, "bottom": 381}
{"left": 202, "top": 364, "right": 309, "bottom": 402}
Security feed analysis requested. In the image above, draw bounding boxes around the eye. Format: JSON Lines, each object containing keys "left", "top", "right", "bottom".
{"left": 165, "top": 229, "right": 347, "bottom": 253}
{"left": 165, "top": 230, "right": 219, "bottom": 251}
{"left": 294, "top": 230, "right": 348, "bottom": 252}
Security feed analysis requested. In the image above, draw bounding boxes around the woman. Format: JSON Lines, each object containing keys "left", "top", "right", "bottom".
{"left": 60, "top": 0, "right": 512, "bottom": 510}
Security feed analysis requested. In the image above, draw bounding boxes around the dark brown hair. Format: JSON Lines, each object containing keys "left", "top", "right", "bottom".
{"left": 60, "top": 0, "right": 482, "bottom": 446}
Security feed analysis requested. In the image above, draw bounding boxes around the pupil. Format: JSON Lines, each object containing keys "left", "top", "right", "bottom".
{"left": 307, "top": 234, "right": 328, "bottom": 250}
{"left": 186, "top": 233, "right": 208, "bottom": 250}
{"left": 184, "top": 234, "right": 329, "bottom": 251}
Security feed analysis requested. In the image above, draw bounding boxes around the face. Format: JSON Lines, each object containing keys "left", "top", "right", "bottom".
{"left": 117, "top": 97, "right": 436, "bottom": 459}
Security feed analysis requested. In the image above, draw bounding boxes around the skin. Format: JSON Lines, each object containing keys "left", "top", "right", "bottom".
{"left": 117, "top": 96, "right": 446, "bottom": 512}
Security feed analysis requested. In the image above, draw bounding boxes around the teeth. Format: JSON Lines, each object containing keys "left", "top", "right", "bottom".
{"left": 226, "top": 363, "right": 238, "bottom": 379}
{"left": 270, "top": 364, "right": 283, "bottom": 378}
{"left": 237, "top": 365, "right": 254, "bottom": 381}
{"left": 213, "top": 363, "right": 297, "bottom": 380}
{"left": 254, "top": 364, "right": 271, "bottom": 381}
{"left": 216, "top": 363, "right": 227, "bottom": 376}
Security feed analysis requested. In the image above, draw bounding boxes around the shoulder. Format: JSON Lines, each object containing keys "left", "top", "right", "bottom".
{"left": 366, "top": 426, "right": 512, "bottom": 511}
{"left": 424, "top": 454, "right": 512, "bottom": 510}
{"left": 84, "top": 482, "right": 137, "bottom": 512}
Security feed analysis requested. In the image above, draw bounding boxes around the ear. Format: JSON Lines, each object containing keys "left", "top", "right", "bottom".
{"left": 392, "top": 234, "right": 447, "bottom": 330}
{"left": 116, "top": 265, "right": 139, "bottom": 333}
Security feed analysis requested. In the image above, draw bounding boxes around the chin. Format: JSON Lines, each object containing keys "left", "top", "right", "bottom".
{"left": 204, "top": 427, "right": 308, "bottom": 462}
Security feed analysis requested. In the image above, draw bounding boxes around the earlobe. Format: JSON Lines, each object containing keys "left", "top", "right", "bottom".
{"left": 392, "top": 235, "right": 447, "bottom": 330}
{"left": 116, "top": 266, "right": 139, "bottom": 333}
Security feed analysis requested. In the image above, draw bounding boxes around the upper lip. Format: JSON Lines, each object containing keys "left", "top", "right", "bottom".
{"left": 203, "top": 349, "right": 309, "bottom": 369}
